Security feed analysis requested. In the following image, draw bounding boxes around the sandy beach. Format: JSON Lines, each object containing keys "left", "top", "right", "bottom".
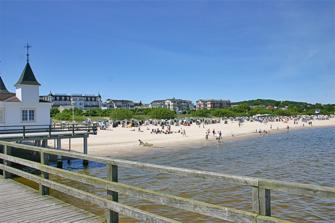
{"left": 52, "top": 118, "right": 335, "bottom": 157}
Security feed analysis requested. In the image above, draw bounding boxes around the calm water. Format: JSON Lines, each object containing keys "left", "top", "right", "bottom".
{"left": 52, "top": 127, "right": 335, "bottom": 222}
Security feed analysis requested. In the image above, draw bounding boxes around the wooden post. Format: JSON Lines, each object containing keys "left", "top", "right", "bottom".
{"left": 56, "top": 138, "right": 62, "bottom": 168}
{"left": 23, "top": 125, "right": 26, "bottom": 138}
{"left": 72, "top": 124, "right": 75, "bottom": 135}
{"left": 42, "top": 139, "right": 48, "bottom": 148}
{"left": 106, "top": 164, "right": 119, "bottom": 223}
{"left": 83, "top": 136, "right": 88, "bottom": 167}
{"left": 39, "top": 152, "right": 49, "bottom": 195}
{"left": 49, "top": 125, "right": 52, "bottom": 137}
{"left": 252, "top": 186, "right": 271, "bottom": 216}
{"left": 3, "top": 145, "right": 12, "bottom": 179}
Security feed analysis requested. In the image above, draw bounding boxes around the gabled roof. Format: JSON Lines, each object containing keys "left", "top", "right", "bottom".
{"left": 0, "top": 76, "right": 10, "bottom": 94}
{"left": 15, "top": 62, "right": 40, "bottom": 86}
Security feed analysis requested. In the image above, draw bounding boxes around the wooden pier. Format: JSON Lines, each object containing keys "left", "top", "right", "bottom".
{"left": 0, "top": 140, "right": 334, "bottom": 223}
{"left": 0, "top": 178, "right": 101, "bottom": 222}
{"left": 0, "top": 124, "right": 95, "bottom": 167}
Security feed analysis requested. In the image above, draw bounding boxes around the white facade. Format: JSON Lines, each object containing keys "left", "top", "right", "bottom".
{"left": 150, "top": 99, "right": 194, "bottom": 113}
{"left": 0, "top": 62, "right": 51, "bottom": 127}
{"left": 40, "top": 93, "right": 101, "bottom": 109}
{"left": 0, "top": 101, "right": 51, "bottom": 126}
{"left": 16, "top": 85, "right": 40, "bottom": 103}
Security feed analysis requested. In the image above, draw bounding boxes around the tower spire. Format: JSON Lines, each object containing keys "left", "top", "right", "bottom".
{"left": 24, "top": 42, "right": 32, "bottom": 63}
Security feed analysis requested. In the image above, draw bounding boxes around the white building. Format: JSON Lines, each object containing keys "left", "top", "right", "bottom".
{"left": 40, "top": 93, "right": 102, "bottom": 109}
{"left": 104, "top": 99, "right": 136, "bottom": 109}
{"left": 164, "top": 99, "right": 194, "bottom": 113}
{"left": 196, "top": 99, "right": 231, "bottom": 110}
{"left": 0, "top": 62, "right": 51, "bottom": 127}
{"left": 150, "top": 98, "right": 194, "bottom": 113}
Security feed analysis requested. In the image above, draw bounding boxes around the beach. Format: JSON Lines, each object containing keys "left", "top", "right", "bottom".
{"left": 56, "top": 117, "right": 335, "bottom": 156}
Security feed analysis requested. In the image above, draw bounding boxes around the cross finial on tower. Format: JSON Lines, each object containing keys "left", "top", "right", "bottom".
{"left": 24, "top": 42, "right": 32, "bottom": 63}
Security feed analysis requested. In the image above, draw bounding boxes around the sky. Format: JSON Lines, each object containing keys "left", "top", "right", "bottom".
{"left": 0, "top": 0, "right": 334, "bottom": 104}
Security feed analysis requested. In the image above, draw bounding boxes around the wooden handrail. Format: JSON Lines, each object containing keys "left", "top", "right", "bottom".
{"left": 0, "top": 124, "right": 97, "bottom": 136}
{"left": 0, "top": 140, "right": 333, "bottom": 197}
{"left": 0, "top": 141, "right": 334, "bottom": 223}
{"left": 0, "top": 153, "right": 265, "bottom": 222}
{"left": 0, "top": 164, "right": 180, "bottom": 223}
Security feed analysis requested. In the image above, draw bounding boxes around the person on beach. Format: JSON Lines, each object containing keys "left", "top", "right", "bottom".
{"left": 217, "top": 131, "right": 223, "bottom": 142}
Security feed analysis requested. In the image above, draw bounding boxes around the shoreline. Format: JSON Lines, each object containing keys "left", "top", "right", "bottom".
{"left": 110, "top": 124, "right": 335, "bottom": 158}
{"left": 58, "top": 118, "right": 335, "bottom": 157}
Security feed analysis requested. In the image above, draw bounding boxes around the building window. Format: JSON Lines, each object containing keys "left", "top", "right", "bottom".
{"left": 22, "top": 109, "right": 35, "bottom": 122}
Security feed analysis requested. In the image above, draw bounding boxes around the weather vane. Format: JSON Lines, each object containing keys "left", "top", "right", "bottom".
{"left": 24, "top": 42, "right": 32, "bottom": 63}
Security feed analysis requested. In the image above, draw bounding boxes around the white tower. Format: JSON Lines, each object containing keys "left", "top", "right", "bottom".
{"left": 15, "top": 43, "right": 40, "bottom": 103}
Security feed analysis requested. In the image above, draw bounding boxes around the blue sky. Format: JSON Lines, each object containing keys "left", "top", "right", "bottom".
{"left": 0, "top": 0, "right": 334, "bottom": 104}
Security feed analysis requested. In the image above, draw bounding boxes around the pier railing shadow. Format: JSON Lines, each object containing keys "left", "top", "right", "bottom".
{"left": 0, "top": 141, "right": 334, "bottom": 223}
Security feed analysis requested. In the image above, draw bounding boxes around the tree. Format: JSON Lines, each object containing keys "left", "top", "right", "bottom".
{"left": 211, "top": 109, "right": 236, "bottom": 117}
{"left": 191, "top": 109, "right": 210, "bottom": 117}
{"left": 54, "top": 112, "right": 72, "bottom": 121}
{"left": 148, "top": 108, "right": 176, "bottom": 119}
{"left": 50, "top": 108, "right": 60, "bottom": 117}
{"left": 232, "top": 104, "right": 250, "bottom": 113}
{"left": 248, "top": 107, "right": 271, "bottom": 116}
{"left": 110, "top": 109, "right": 133, "bottom": 120}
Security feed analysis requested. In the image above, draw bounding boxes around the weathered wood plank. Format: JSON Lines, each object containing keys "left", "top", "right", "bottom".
{"left": 17, "top": 205, "right": 83, "bottom": 222}
{"left": 0, "top": 179, "right": 100, "bottom": 223}
{"left": 0, "top": 153, "right": 259, "bottom": 222}
{"left": 64, "top": 215, "right": 101, "bottom": 223}
{"left": 0, "top": 197, "right": 50, "bottom": 209}
{"left": 259, "top": 188, "right": 271, "bottom": 216}
{"left": 47, "top": 212, "right": 92, "bottom": 222}
{"left": 107, "top": 163, "right": 119, "bottom": 223}
{"left": 1, "top": 204, "right": 69, "bottom": 222}
{"left": 0, "top": 165, "right": 181, "bottom": 223}
{"left": 39, "top": 151, "right": 49, "bottom": 195}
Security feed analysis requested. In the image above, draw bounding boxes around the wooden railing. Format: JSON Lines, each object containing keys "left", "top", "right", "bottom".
{"left": 0, "top": 123, "right": 97, "bottom": 137}
{"left": 0, "top": 141, "right": 334, "bottom": 223}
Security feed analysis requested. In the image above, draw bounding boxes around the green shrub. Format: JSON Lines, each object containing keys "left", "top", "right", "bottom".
{"left": 148, "top": 108, "right": 176, "bottom": 119}
{"left": 50, "top": 108, "right": 60, "bottom": 117}
{"left": 110, "top": 109, "right": 133, "bottom": 120}
{"left": 211, "top": 109, "right": 236, "bottom": 117}
{"left": 191, "top": 109, "right": 211, "bottom": 117}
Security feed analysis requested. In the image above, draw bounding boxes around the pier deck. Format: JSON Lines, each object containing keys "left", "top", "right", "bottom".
{"left": 0, "top": 178, "right": 101, "bottom": 223}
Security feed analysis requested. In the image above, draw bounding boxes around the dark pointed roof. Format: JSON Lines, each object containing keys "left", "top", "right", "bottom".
{"left": 0, "top": 76, "right": 19, "bottom": 102}
{"left": 15, "top": 62, "right": 40, "bottom": 86}
{"left": 0, "top": 76, "right": 10, "bottom": 93}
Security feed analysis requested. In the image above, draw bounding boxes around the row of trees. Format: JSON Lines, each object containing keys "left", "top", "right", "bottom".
{"left": 52, "top": 107, "right": 176, "bottom": 121}
{"left": 51, "top": 102, "right": 335, "bottom": 121}
{"left": 191, "top": 103, "right": 335, "bottom": 117}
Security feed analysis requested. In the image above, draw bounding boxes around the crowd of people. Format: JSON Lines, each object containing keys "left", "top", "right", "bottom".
{"left": 91, "top": 114, "right": 334, "bottom": 147}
